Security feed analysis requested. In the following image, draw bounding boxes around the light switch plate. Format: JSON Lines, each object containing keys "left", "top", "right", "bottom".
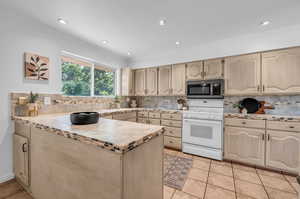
{"left": 44, "top": 97, "right": 51, "bottom": 105}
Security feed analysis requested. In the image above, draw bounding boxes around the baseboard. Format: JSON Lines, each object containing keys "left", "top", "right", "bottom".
{"left": 0, "top": 173, "right": 15, "bottom": 183}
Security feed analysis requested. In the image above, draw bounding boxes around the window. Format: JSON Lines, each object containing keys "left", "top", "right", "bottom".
{"left": 61, "top": 55, "right": 115, "bottom": 96}
{"left": 94, "top": 66, "right": 115, "bottom": 96}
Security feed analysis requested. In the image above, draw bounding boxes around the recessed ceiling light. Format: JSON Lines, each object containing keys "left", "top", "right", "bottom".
{"left": 127, "top": 52, "right": 131, "bottom": 56}
{"left": 102, "top": 40, "right": 108, "bottom": 44}
{"left": 159, "top": 19, "right": 166, "bottom": 26}
{"left": 175, "top": 41, "right": 180, "bottom": 46}
{"left": 260, "top": 20, "right": 271, "bottom": 26}
{"left": 57, "top": 18, "right": 67, "bottom": 25}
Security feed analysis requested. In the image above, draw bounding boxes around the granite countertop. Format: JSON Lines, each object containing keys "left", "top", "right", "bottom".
{"left": 224, "top": 113, "right": 300, "bottom": 122}
{"left": 13, "top": 111, "right": 165, "bottom": 154}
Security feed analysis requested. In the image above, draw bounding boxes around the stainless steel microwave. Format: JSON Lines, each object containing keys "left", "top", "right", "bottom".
{"left": 187, "top": 79, "right": 224, "bottom": 99}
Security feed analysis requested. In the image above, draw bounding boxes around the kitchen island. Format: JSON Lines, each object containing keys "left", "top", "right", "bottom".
{"left": 13, "top": 113, "right": 164, "bottom": 199}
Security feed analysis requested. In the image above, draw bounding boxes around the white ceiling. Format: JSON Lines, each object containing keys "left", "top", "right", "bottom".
{"left": 3, "top": 0, "right": 300, "bottom": 64}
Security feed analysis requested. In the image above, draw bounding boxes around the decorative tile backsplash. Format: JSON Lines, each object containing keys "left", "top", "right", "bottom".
{"left": 136, "top": 95, "right": 300, "bottom": 116}
{"left": 11, "top": 92, "right": 129, "bottom": 116}
{"left": 135, "top": 96, "right": 186, "bottom": 109}
{"left": 224, "top": 95, "right": 300, "bottom": 115}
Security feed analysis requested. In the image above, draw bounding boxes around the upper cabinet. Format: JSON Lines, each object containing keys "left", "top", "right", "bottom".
{"left": 134, "top": 69, "right": 146, "bottom": 96}
{"left": 146, "top": 67, "right": 158, "bottom": 96}
{"left": 158, "top": 65, "right": 172, "bottom": 96}
{"left": 172, "top": 64, "right": 186, "bottom": 95}
{"left": 186, "top": 59, "right": 224, "bottom": 81}
{"left": 203, "top": 58, "right": 224, "bottom": 80}
{"left": 186, "top": 61, "right": 203, "bottom": 80}
{"left": 121, "top": 68, "right": 134, "bottom": 96}
{"left": 224, "top": 53, "right": 261, "bottom": 96}
{"left": 262, "top": 47, "right": 300, "bottom": 94}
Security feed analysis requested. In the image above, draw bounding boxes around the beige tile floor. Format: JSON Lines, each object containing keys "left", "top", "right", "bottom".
{"left": 0, "top": 149, "right": 298, "bottom": 199}
{"left": 164, "top": 148, "right": 299, "bottom": 199}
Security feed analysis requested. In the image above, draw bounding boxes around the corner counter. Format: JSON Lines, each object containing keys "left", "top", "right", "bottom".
{"left": 13, "top": 111, "right": 165, "bottom": 199}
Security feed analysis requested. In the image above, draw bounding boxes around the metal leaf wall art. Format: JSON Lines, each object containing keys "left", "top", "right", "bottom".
{"left": 25, "top": 53, "right": 49, "bottom": 80}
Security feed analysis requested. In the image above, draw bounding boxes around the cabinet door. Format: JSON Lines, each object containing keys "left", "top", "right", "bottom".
{"left": 186, "top": 61, "right": 203, "bottom": 80}
{"left": 224, "top": 127, "right": 265, "bottom": 166}
{"left": 266, "top": 130, "right": 300, "bottom": 173}
{"left": 134, "top": 69, "right": 146, "bottom": 96}
{"left": 172, "top": 64, "right": 186, "bottom": 95}
{"left": 121, "top": 68, "right": 134, "bottom": 96}
{"left": 224, "top": 54, "right": 261, "bottom": 95}
{"left": 146, "top": 67, "right": 158, "bottom": 96}
{"left": 262, "top": 48, "right": 300, "bottom": 94}
{"left": 158, "top": 65, "right": 172, "bottom": 96}
{"left": 14, "top": 134, "right": 29, "bottom": 186}
{"left": 203, "top": 58, "right": 224, "bottom": 80}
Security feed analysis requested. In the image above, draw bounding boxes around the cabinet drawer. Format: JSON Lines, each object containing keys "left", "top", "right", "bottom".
{"left": 164, "top": 136, "right": 181, "bottom": 150}
{"left": 161, "top": 113, "right": 182, "bottom": 121}
{"left": 161, "top": 120, "right": 182, "bottom": 128}
{"left": 138, "top": 111, "right": 149, "bottom": 118}
{"left": 164, "top": 127, "right": 182, "bottom": 138}
{"left": 103, "top": 115, "right": 113, "bottom": 119}
{"left": 125, "top": 112, "right": 137, "bottom": 119}
{"left": 127, "top": 118, "right": 137, "bottom": 122}
{"left": 148, "top": 119, "right": 160, "bottom": 126}
{"left": 149, "top": 112, "right": 161, "bottom": 119}
{"left": 225, "top": 118, "right": 265, "bottom": 129}
{"left": 15, "top": 121, "right": 31, "bottom": 138}
{"left": 137, "top": 118, "right": 147, "bottom": 124}
{"left": 267, "top": 121, "right": 300, "bottom": 132}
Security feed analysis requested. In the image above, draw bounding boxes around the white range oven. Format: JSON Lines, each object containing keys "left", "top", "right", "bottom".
{"left": 182, "top": 99, "right": 224, "bottom": 160}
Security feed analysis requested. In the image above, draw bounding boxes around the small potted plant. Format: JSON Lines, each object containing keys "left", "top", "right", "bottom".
{"left": 177, "top": 97, "right": 186, "bottom": 110}
{"left": 27, "top": 92, "right": 39, "bottom": 116}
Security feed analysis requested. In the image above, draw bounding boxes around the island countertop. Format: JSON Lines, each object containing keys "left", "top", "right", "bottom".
{"left": 13, "top": 112, "right": 165, "bottom": 154}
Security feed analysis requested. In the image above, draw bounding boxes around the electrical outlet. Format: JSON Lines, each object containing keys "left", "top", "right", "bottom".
{"left": 44, "top": 97, "right": 51, "bottom": 105}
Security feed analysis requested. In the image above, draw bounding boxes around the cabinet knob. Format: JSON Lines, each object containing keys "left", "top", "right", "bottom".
{"left": 242, "top": 122, "right": 246, "bottom": 125}
{"left": 289, "top": 126, "right": 295, "bottom": 129}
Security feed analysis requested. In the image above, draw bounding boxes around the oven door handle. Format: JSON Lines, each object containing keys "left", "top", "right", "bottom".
{"left": 183, "top": 118, "right": 222, "bottom": 123}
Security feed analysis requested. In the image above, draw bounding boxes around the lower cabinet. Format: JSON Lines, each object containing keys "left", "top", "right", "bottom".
{"left": 224, "top": 127, "right": 265, "bottom": 167}
{"left": 14, "top": 134, "right": 29, "bottom": 186}
{"left": 266, "top": 130, "right": 300, "bottom": 173}
{"left": 164, "top": 136, "right": 181, "bottom": 150}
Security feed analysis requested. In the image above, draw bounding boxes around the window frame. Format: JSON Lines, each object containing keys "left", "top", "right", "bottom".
{"left": 61, "top": 54, "right": 116, "bottom": 97}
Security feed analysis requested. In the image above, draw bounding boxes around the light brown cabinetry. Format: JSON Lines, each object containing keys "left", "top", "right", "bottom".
{"left": 158, "top": 65, "right": 172, "bottom": 96}
{"left": 146, "top": 67, "right": 158, "bottom": 96}
{"left": 265, "top": 120, "right": 300, "bottom": 173}
{"left": 262, "top": 47, "right": 300, "bottom": 94}
{"left": 266, "top": 130, "right": 300, "bottom": 173}
{"left": 14, "top": 121, "right": 30, "bottom": 187}
{"left": 203, "top": 58, "right": 224, "bottom": 79}
{"left": 172, "top": 64, "right": 186, "bottom": 95}
{"left": 121, "top": 68, "right": 134, "bottom": 96}
{"left": 134, "top": 69, "right": 146, "bottom": 96}
{"left": 14, "top": 134, "right": 29, "bottom": 186}
{"left": 224, "top": 126, "right": 265, "bottom": 166}
{"left": 186, "top": 61, "right": 203, "bottom": 80}
{"left": 224, "top": 53, "right": 261, "bottom": 95}
{"left": 225, "top": 118, "right": 300, "bottom": 173}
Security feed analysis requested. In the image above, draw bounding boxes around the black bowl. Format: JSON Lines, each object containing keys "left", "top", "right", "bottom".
{"left": 70, "top": 112, "right": 100, "bottom": 125}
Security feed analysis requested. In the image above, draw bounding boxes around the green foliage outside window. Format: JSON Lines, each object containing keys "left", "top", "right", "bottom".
{"left": 62, "top": 62, "right": 91, "bottom": 96}
{"left": 94, "top": 69, "right": 115, "bottom": 96}
{"left": 62, "top": 61, "right": 115, "bottom": 96}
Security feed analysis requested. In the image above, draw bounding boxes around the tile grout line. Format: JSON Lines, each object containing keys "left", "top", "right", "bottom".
{"left": 255, "top": 167, "right": 271, "bottom": 199}
{"left": 231, "top": 161, "right": 238, "bottom": 199}
{"left": 283, "top": 174, "right": 298, "bottom": 194}
{"left": 202, "top": 159, "right": 212, "bottom": 199}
